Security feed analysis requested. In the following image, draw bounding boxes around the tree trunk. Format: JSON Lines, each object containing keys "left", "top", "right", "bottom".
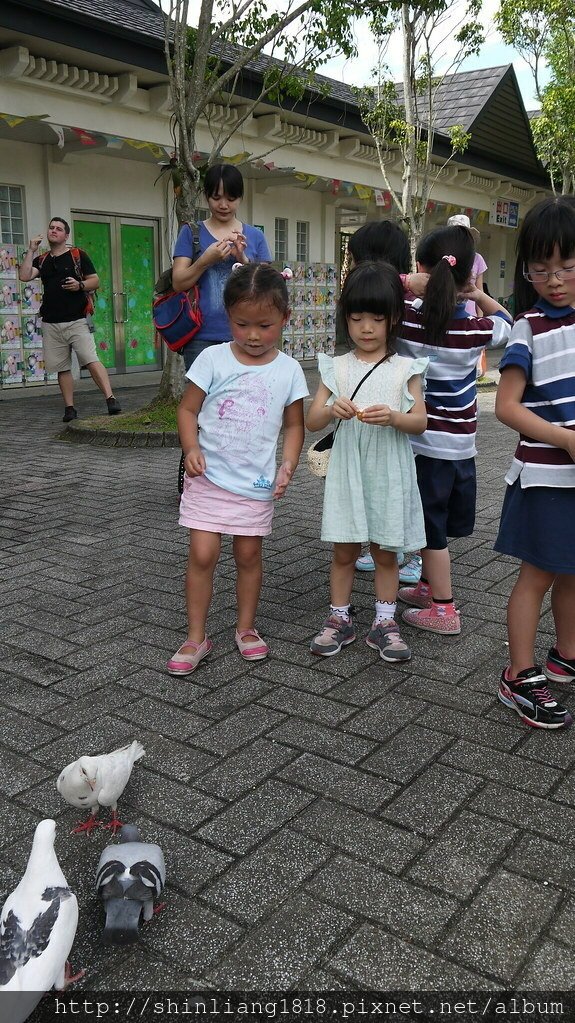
{"left": 157, "top": 347, "right": 186, "bottom": 402}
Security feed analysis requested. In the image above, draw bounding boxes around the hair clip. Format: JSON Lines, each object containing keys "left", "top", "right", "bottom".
{"left": 281, "top": 267, "right": 293, "bottom": 280}
{"left": 442, "top": 254, "right": 457, "bottom": 266}
{"left": 232, "top": 262, "right": 244, "bottom": 271}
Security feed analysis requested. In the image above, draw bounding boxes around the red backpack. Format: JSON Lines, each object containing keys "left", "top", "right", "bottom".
{"left": 38, "top": 246, "right": 96, "bottom": 317}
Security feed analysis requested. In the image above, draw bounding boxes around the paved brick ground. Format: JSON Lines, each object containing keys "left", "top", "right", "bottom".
{"left": 1, "top": 377, "right": 574, "bottom": 994}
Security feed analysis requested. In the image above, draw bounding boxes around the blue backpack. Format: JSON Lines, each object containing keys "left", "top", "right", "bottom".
{"left": 153, "top": 224, "right": 202, "bottom": 352}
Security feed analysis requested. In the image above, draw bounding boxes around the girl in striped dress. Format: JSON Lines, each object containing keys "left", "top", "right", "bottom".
{"left": 495, "top": 196, "right": 575, "bottom": 731}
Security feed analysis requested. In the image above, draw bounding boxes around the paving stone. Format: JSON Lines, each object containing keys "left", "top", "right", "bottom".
{"left": 123, "top": 767, "right": 223, "bottom": 831}
{"left": 194, "top": 738, "right": 298, "bottom": 800}
{"left": 203, "top": 829, "right": 330, "bottom": 922}
{"left": 382, "top": 763, "right": 480, "bottom": 836}
{"left": 259, "top": 686, "right": 356, "bottom": 726}
{"left": 439, "top": 739, "right": 562, "bottom": 795}
{"left": 292, "top": 798, "right": 424, "bottom": 870}
{"left": 549, "top": 896, "right": 575, "bottom": 947}
{"left": 250, "top": 659, "right": 339, "bottom": 694}
{"left": 191, "top": 704, "right": 286, "bottom": 755}
{"left": 0, "top": 706, "right": 63, "bottom": 753}
{"left": 362, "top": 724, "right": 453, "bottom": 783}
{"left": 408, "top": 811, "right": 518, "bottom": 898}
{"left": 417, "top": 704, "right": 521, "bottom": 751}
{"left": 395, "top": 675, "right": 495, "bottom": 713}
{"left": 0, "top": 677, "right": 68, "bottom": 715}
{"left": 115, "top": 694, "right": 210, "bottom": 740}
{"left": 307, "top": 854, "right": 458, "bottom": 944}
{"left": 506, "top": 833, "right": 575, "bottom": 891}
{"left": 342, "top": 693, "right": 425, "bottom": 740}
{"left": 330, "top": 925, "right": 492, "bottom": 989}
{"left": 0, "top": 748, "right": 53, "bottom": 797}
{"left": 269, "top": 717, "right": 375, "bottom": 764}
{"left": 278, "top": 753, "right": 397, "bottom": 811}
{"left": 42, "top": 683, "right": 135, "bottom": 730}
{"left": 143, "top": 895, "right": 244, "bottom": 975}
{"left": 207, "top": 893, "right": 354, "bottom": 988}
{"left": 189, "top": 675, "right": 272, "bottom": 719}
{"left": 517, "top": 941, "right": 575, "bottom": 988}
{"left": 440, "top": 870, "right": 561, "bottom": 981}
{"left": 196, "top": 779, "right": 314, "bottom": 853}
{"left": 470, "top": 783, "right": 575, "bottom": 847}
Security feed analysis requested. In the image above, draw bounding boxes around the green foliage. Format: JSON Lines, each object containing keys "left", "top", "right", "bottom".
{"left": 495, "top": 0, "right": 575, "bottom": 191}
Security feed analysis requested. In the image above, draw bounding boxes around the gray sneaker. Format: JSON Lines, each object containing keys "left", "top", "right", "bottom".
{"left": 310, "top": 613, "right": 356, "bottom": 657}
{"left": 366, "top": 619, "right": 411, "bottom": 662}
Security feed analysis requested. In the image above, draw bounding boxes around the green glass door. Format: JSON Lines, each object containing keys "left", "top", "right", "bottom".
{"left": 120, "top": 222, "right": 158, "bottom": 369}
{"left": 73, "top": 215, "right": 160, "bottom": 373}
{"left": 73, "top": 219, "right": 115, "bottom": 370}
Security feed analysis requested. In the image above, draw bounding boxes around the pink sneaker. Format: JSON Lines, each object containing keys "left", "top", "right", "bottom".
{"left": 402, "top": 604, "right": 461, "bottom": 635}
{"left": 398, "top": 580, "right": 432, "bottom": 609}
{"left": 235, "top": 629, "right": 269, "bottom": 661}
{"left": 167, "top": 637, "right": 213, "bottom": 675}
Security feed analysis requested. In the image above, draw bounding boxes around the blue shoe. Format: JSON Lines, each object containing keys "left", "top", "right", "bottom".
{"left": 399, "top": 555, "right": 422, "bottom": 586}
{"left": 355, "top": 553, "right": 375, "bottom": 572}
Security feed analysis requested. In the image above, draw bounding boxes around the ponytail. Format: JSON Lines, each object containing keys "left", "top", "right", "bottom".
{"left": 416, "top": 226, "right": 475, "bottom": 346}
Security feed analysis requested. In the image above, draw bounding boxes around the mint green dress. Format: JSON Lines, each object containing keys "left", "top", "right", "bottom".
{"left": 318, "top": 351, "right": 428, "bottom": 551}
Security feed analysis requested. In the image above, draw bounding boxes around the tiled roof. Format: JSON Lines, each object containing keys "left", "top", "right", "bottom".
{"left": 28, "top": 0, "right": 509, "bottom": 132}
{"left": 38, "top": 0, "right": 165, "bottom": 42}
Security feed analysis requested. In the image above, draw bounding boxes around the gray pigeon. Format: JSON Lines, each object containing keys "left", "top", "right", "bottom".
{"left": 57, "top": 740, "right": 145, "bottom": 835}
{"left": 95, "top": 825, "right": 165, "bottom": 944}
{"left": 0, "top": 819, "right": 83, "bottom": 1023}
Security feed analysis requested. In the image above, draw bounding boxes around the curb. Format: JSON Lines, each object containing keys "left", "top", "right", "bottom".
{"left": 58, "top": 422, "right": 180, "bottom": 447}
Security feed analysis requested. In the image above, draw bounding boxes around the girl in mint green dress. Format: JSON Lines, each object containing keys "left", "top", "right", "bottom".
{"left": 306, "top": 262, "right": 428, "bottom": 664}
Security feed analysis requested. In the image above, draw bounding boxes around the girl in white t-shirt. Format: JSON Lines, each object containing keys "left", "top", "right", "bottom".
{"left": 167, "top": 264, "right": 308, "bottom": 675}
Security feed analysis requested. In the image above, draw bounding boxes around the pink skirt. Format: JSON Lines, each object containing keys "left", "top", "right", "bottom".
{"left": 179, "top": 472, "right": 274, "bottom": 536}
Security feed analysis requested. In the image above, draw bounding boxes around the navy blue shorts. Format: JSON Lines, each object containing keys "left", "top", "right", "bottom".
{"left": 495, "top": 480, "right": 575, "bottom": 574}
{"left": 416, "top": 455, "right": 476, "bottom": 550}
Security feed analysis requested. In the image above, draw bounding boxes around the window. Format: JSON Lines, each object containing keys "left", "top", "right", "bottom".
{"left": 296, "top": 220, "right": 310, "bottom": 262}
{"left": 0, "top": 185, "right": 25, "bottom": 245}
{"left": 194, "top": 207, "right": 209, "bottom": 222}
{"left": 275, "top": 218, "right": 288, "bottom": 263}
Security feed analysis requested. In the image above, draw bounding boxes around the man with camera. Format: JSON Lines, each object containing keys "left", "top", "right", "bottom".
{"left": 19, "top": 216, "right": 121, "bottom": 422}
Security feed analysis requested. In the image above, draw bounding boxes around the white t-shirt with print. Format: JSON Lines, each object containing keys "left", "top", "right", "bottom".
{"left": 186, "top": 343, "right": 308, "bottom": 501}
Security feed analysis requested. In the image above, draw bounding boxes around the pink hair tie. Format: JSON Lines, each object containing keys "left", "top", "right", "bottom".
{"left": 442, "top": 254, "right": 457, "bottom": 266}
{"left": 281, "top": 266, "right": 293, "bottom": 280}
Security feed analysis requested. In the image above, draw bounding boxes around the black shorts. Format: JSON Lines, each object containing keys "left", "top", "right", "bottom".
{"left": 416, "top": 455, "right": 476, "bottom": 550}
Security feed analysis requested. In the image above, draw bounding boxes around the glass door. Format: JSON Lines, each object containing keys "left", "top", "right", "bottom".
{"left": 73, "top": 215, "right": 161, "bottom": 373}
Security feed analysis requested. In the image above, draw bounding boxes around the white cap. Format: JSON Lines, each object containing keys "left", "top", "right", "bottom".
{"left": 447, "top": 213, "right": 480, "bottom": 241}
{"left": 447, "top": 214, "right": 471, "bottom": 228}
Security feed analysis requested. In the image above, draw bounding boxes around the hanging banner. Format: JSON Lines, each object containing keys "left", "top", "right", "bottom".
{"left": 49, "top": 124, "right": 65, "bottom": 148}
{"left": 71, "top": 127, "right": 98, "bottom": 146}
{"left": 355, "top": 184, "right": 372, "bottom": 201}
{"left": 374, "top": 189, "right": 392, "bottom": 209}
{"left": 0, "top": 112, "right": 49, "bottom": 128}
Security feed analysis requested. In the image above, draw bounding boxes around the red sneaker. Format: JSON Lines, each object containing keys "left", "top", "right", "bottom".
{"left": 402, "top": 603, "right": 461, "bottom": 634}
{"left": 398, "top": 580, "right": 432, "bottom": 609}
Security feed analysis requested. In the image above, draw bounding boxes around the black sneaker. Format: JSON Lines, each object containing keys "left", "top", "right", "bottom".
{"left": 545, "top": 647, "right": 575, "bottom": 684}
{"left": 62, "top": 406, "right": 78, "bottom": 423}
{"left": 106, "top": 396, "right": 122, "bottom": 415}
{"left": 498, "top": 666, "right": 572, "bottom": 730}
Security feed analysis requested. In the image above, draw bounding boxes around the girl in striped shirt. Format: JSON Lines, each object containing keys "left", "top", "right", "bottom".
{"left": 396, "top": 226, "right": 512, "bottom": 635}
{"left": 495, "top": 195, "right": 575, "bottom": 731}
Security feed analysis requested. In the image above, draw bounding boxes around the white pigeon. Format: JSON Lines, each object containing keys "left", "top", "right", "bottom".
{"left": 56, "top": 740, "right": 145, "bottom": 835}
{"left": 0, "top": 819, "right": 82, "bottom": 1023}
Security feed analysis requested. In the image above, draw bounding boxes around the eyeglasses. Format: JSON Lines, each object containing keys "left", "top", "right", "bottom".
{"left": 523, "top": 264, "right": 575, "bottom": 283}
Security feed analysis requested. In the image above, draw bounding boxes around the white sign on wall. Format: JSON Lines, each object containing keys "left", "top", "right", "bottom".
{"left": 489, "top": 199, "right": 520, "bottom": 228}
